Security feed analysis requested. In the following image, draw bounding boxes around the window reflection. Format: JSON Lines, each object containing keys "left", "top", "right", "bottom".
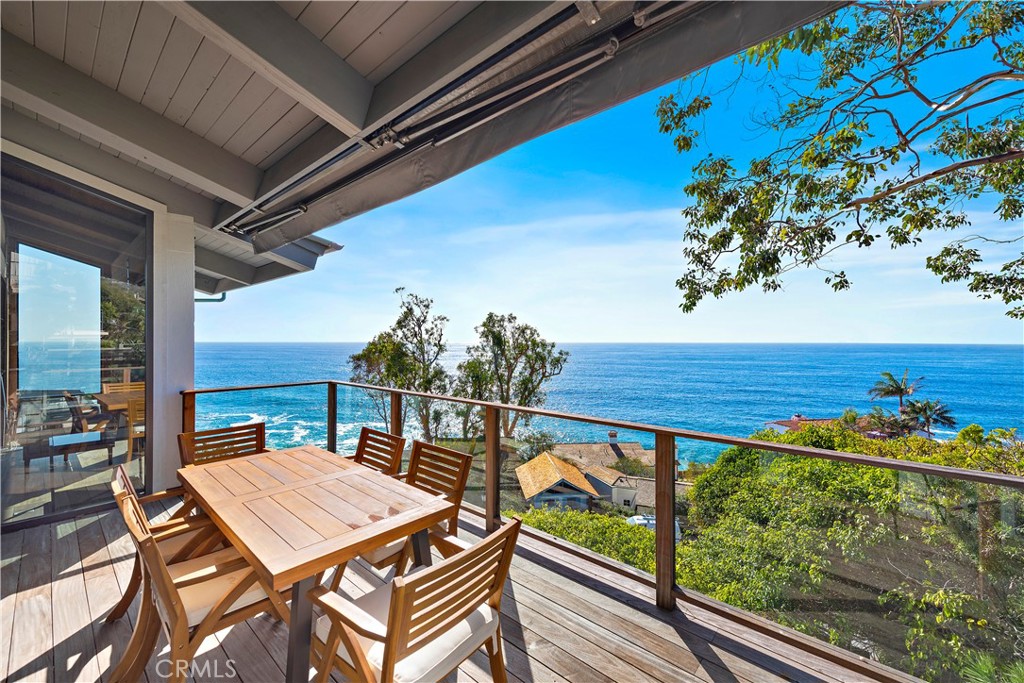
{"left": 2, "top": 156, "right": 149, "bottom": 526}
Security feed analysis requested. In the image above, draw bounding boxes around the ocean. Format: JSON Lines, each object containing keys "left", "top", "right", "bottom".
{"left": 195, "top": 343, "right": 1024, "bottom": 464}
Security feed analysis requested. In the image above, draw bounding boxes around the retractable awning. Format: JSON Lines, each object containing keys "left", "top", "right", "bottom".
{"left": 1, "top": 1, "right": 840, "bottom": 287}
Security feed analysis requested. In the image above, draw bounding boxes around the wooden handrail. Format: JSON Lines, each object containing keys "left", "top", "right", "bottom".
{"left": 182, "top": 380, "right": 1024, "bottom": 490}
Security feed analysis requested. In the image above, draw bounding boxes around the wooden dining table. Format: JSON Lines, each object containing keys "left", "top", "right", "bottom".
{"left": 177, "top": 445, "right": 455, "bottom": 682}
{"left": 93, "top": 389, "right": 145, "bottom": 413}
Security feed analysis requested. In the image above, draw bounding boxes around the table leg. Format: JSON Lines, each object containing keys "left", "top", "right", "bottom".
{"left": 286, "top": 575, "right": 315, "bottom": 683}
{"left": 411, "top": 529, "right": 432, "bottom": 567}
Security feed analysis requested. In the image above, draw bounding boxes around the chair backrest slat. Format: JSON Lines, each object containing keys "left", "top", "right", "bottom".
{"left": 127, "top": 396, "right": 145, "bottom": 428}
{"left": 387, "top": 519, "right": 520, "bottom": 662}
{"left": 111, "top": 464, "right": 139, "bottom": 502}
{"left": 62, "top": 392, "right": 90, "bottom": 432}
{"left": 353, "top": 427, "right": 405, "bottom": 475}
{"left": 405, "top": 441, "right": 473, "bottom": 533}
{"left": 102, "top": 381, "right": 145, "bottom": 394}
{"left": 178, "top": 423, "right": 267, "bottom": 466}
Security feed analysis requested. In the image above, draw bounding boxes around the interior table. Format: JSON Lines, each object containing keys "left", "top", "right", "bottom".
{"left": 93, "top": 389, "right": 144, "bottom": 412}
{"left": 177, "top": 444, "right": 454, "bottom": 683}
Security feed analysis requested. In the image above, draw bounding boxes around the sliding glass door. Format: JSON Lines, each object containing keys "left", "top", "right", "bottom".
{"left": 1, "top": 155, "right": 151, "bottom": 527}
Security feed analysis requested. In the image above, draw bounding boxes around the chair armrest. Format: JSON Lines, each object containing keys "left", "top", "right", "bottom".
{"left": 172, "top": 556, "right": 251, "bottom": 588}
{"left": 151, "top": 516, "right": 215, "bottom": 540}
{"left": 429, "top": 530, "right": 472, "bottom": 559}
{"left": 137, "top": 486, "right": 189, "bottom": 503}
{"left": 308, "top": 585, "right": 387, "bottom": 641}
{"left": 391, "top": 472, "right": 409, "bottom": 480}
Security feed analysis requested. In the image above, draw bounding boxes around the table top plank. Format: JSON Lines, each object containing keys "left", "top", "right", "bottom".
{"left": 343, "top": 472, "right": 428, "bottom": 508}
{"left": 293, "top": 482, "right": 382, "bottom": 530}
{"left": 230, "top": 460, "right": 288, "bottom": 491}
{"left": 286, "top": 447, "right": 351, "bottom": 474}
{"left": 242, "top": 497, "right": 325, "bottom": 550}
{"left": 178, "top": 445, "right": 455, "bottom": 591}
{"left": 267, "top": 497, "right": 453, "bottom": 586}
{"left": 181, "top": 466, "right": 236, "bottom": 501}
{"left": 250, "top": 457, "right": 306, "bottom": 485}
{"left": 270, "top": 489, "right": 353, "bottom": 538}
{"left": 264, "top": 451, "right": 326, "bottom": 480}
{"left": 207, "top": 465, "right": 261, "bottom": 497}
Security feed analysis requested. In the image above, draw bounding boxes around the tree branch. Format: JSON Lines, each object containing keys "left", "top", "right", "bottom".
{"left": 844, "top": 150, "right": 1024, "bottom": 209}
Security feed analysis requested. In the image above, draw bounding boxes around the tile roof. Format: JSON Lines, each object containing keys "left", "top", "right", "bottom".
{"left": 515, "top": 452, "right": 600, "bottom": 501}
{"left": 550, "top": 442, "right": 656, "bottom": 470}
{"left": 617, "top": 476, "right": 693, "bottom": 510}
{"left": 584, "top": 465, "right": 627, "bottom": 486}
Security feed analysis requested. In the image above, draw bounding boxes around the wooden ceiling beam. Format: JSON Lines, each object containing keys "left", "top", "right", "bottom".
{"left": 165, "top": 1, "right": 371, "bottom": 137}
{"left": 1, "top": 109, "right": 225, "bottom": 228}
{"left": 194, "top": 246, "right": 257, "bottom": 285}
{"left": 1, "top": 31, "right": 261, "bottom": 207}
{"left": 247, "top": 2, "right": 567, "bottom": 230}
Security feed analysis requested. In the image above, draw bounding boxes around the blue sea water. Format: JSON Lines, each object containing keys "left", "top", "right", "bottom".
{"left": 195, "top": 343, "right": 1024, "bottom": 463}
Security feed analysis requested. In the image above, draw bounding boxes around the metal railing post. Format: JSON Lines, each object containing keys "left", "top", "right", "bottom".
{"left": 327, "top": 382, "right": 337, "bottom": 453}
{"left": 485, "top": 406, "right": 501, "bottom": 532}
{"left": 182, "top": 391, "right": 196, "bottom": 433}
{"left": 655, "top": 432, "right": 677, "bottom": 610}
{"left": 390, "top": 391, "right": 403, "bottom": 436}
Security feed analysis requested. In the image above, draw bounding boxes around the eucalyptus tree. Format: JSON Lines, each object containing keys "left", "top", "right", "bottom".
{"left": 349, "top": 289, "right": 450, "bottom": 442}
{"left": 657, "top": 1, "right": 1024, "bottom": 316}
{"left": 462, "top": 313, "right": 569, "bottom": 438}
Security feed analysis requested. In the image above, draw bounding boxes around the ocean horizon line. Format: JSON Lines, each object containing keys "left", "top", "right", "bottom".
{"left": 195, "top": 340, "right": 1023, "bottom": 348}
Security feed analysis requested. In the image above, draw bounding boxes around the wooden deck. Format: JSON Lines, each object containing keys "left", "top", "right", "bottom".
{"left": 1, "top": 500, "right": 917, "bottom": 683}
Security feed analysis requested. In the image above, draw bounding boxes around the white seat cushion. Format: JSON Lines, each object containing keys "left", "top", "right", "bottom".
{"left": 155, "top": 529, "right": 203, "bottom": 560}
{"left": 314, "top": 581, "right": 499, "bottom": 683}
{"left": 166, "top": 547, "right": 241, "bottom": 583}
{"left": 361, "top": 538, "right": 405, "bottom": 565}
{"left": 360, "top": 523, "right": 450, "bottom": 567}
{"left": 173, "top": 554, "right": 270, "bottom": 627}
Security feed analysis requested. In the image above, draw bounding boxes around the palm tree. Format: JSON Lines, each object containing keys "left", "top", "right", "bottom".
{"left": 868, "top": 369, "right": 924, "bottom": 412}
{"left": 867, "top": 406, "right": 911, "bottom": 438}
{"left": 905, "top": 399, "right": 956, "bottom": 438}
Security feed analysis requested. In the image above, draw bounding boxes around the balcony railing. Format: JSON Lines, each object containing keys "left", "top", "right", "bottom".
{"left": 182, "top": 380, "right": 1024, "bottom": 681}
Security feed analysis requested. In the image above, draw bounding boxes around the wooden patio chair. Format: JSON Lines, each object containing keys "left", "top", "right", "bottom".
{"left": 101, "top": 381, "right": 145, "bottom": 394}
{"left": 326, "top": 440, "right": 473, "bottom": 591}
{"left": 346, "top": 426, "right": 406, "bottom": 475}
{"left": 108, "top": 494, "right": 291, "bottom": 683}
{"left": 105, "top": 465, "right": 226, "bottom": 623}
{"left": 177, "top": 422, "right": 267, "bottom": 466}
{"left": 63, "top": 391, "right": 112, "bottom": 433}
{"left": 308, "top": 519, "right": 521, "bottom": 683}
{"left": 125, "top": 396, "right": 145, "bottom": 462}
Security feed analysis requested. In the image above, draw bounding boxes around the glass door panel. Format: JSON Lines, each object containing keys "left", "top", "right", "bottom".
{"left": 1, "top": 156, "right": 150, "bottom": 526}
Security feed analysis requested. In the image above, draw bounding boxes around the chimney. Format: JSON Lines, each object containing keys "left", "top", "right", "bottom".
{"left": 608, "top": 430, "right": 618, "bottom": 445}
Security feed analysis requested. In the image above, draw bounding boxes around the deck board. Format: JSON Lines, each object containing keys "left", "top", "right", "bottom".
{"left": 0, "top": 505, "right": 917, "bottom": 683}
{"left": 7, "top": 524, "right": 53, "bottom": 682}
{"left": 0, "top": 529, "right": 24, "bottom": 680}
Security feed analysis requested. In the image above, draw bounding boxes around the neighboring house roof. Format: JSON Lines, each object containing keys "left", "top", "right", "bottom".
{"left": 516, "top": 452, "right": 600, "bottom": 501}
{"left": 768, "top": 415, "right": 836, "bottom": 431}
{"left": 584, "top": 465, "right": 627, "bottom": 487}
{"left": 550, "top": 442, "right": 656, "bottom": 470}
{"left": 617, "top": 476, "right": 692, "bottom": 509}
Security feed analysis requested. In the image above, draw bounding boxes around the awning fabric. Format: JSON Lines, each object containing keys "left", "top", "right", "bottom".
{"left": 254, "top": 1, "right": 839, "bottom": 253}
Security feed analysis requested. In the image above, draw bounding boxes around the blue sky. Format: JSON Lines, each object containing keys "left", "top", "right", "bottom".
{"left": 197, "top": 51, "right": 1023, "bottom": 345}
